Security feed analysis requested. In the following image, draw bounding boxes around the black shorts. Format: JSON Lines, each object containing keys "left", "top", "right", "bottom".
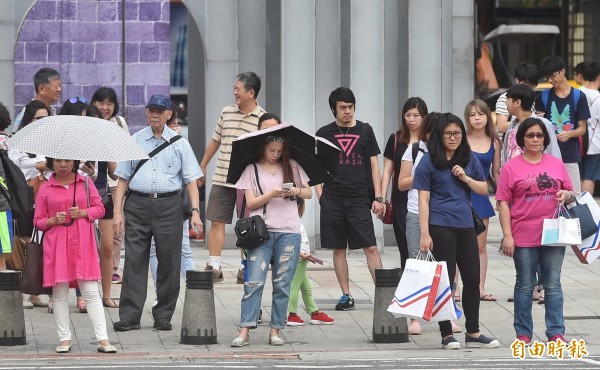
{"left": 319, "top": 195, "right": 376, "bottom": 250}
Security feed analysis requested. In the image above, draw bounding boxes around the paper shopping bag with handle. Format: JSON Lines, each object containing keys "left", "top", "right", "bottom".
{"left": 541, "top": 205, "right": 582, "bottom": 247}
{"left": 570, "top": 192, "right": 600, "bottom": 264}
{"left": 428, "top": 260, "right": 462, "bottom": 322}
{"left": 387, "top": 252, "right": 441, "bottom": 320}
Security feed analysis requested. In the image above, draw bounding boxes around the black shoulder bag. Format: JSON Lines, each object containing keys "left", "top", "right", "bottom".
{"left": 462, "top": 159, "right": 486, "bottom": 236}
{"left": 234, "top": 164, "right": 270, "bottom": 249}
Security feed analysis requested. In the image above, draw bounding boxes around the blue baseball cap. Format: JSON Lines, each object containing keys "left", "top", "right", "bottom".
{"left": 145, "top": 95, "right": 171, "bottom": 111}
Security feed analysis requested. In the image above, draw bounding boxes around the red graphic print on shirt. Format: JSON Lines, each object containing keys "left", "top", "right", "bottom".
{"left": 335, "top": 134, "right": 363, "bottom": 166}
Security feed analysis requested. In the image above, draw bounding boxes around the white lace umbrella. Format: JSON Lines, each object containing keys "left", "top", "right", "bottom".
{"left": 8, "top": 115, "right": 149, "bottom": 161}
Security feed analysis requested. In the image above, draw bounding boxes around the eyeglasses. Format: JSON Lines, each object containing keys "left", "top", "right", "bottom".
{"left": 32, "top": 115, "right": 48, "bottom": 121}
{"left": 545, "top": 71, "right": 561, "bottom": 81}
{"left": 68, "top": 97, "right": 87, "bottom": 104}
{"left": 525, "top": 133, "right": 545, "bottom": 139}
{"left": 442, "top": 131, "right": 463, "bottom": 139}
{"left": 265, "top": 136, "right": 285, "bottom": 143}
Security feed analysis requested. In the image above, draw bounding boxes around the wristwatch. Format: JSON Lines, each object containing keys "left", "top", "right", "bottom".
{"left": 190, "top": 207, "right": 200, "bottom": 214}
{"left": 374, "top": 197, "right": 384, "bottom": 203}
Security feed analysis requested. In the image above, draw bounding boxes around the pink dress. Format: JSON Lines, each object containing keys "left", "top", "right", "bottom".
{"left": 34, "top": 174, "right": 105, "bottom": 287}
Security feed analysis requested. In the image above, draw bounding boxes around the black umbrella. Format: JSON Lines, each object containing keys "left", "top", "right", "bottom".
{"left": 226, "top": 122, "right": 340, "bottom": 186}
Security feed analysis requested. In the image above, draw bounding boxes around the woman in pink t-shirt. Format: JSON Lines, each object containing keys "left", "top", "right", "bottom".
{"left": 496, "top": 118, "right": 576, "bottom": 346}
{"left": 231, "top": 133, "right": 312, "bottom": 347}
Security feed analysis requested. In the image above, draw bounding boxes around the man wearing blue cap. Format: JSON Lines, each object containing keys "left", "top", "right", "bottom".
{"left": 112, "top": 94, "right": 203, "bottom": 331}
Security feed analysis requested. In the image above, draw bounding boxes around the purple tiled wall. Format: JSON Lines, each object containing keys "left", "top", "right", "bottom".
{"left": 14, "top": 0, "right": 170, "bottom": 132}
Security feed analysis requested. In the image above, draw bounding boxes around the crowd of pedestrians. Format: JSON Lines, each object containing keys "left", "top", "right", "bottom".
{"left": 0, "top": 54, "right": 598, "bottom": 353}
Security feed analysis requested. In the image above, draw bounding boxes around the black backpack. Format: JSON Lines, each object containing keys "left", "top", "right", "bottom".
{"left": 0, "top": 149, "right": 33, "bottom": 219}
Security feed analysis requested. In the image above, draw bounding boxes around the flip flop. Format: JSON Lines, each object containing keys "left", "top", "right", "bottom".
{"left": 103, "top": 298, "right": 119, "bottom": 308}
{"left": 480, "top": 294, "right": 497, "bottom": 301}
{"left": 454, "top": 295, "right": 461, "bottom": 302}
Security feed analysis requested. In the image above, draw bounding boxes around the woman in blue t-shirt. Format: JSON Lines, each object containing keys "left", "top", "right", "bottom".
{"left": 413, "top": 113, "right": 499, "bottom": 350}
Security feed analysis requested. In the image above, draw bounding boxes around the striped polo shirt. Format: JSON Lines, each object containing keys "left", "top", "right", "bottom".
{"left": 212, "top": 103, "right": 265, "bottom": 187}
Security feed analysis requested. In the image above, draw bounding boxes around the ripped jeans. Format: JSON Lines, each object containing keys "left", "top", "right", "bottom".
{"left": 240, "top": 232, "right": 300, "bottom": 329}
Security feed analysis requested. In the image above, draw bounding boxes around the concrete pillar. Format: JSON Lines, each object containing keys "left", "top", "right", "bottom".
{"left": 349, "top": 0, "right": 385, "bottom": 252}
{"left": 382, "top": 0, "right": 403, "bottom": 247}
{"left": 408, "top": 0, "right": 474, "bottom": 114}
{"left": 314, "top": 0, "right": 341, "bottom": 248}
{"left": 280, "top": 0, "right": 317, "bottom": 241}
{"left": 195, "top": 0, "right": 239, "bottom": 243}
{"left": 239, "top": 0, "right": 267, "bottom": 108}
{"left": 408, "top": 0, "right": 443, "bottom": 111}
{"left": 0, "top": 0, "right": 35, "bottom": 120}
{"left": 450, "top": 0, "right": 475, "bottom": 115}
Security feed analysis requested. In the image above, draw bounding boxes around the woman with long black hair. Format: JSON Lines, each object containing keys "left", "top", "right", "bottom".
{"left": 413, "top": 113, "right": 499, "bottom": 350}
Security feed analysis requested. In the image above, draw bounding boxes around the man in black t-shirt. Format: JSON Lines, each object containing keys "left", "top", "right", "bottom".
{"left": 315, "top": 87, "right": 384, "bottom": 311}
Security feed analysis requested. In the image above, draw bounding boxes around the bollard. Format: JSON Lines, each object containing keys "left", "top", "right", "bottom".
{"left": 180, "top": 270, "right": 217, "bottom": 344}
{"left": 372, "top": 267, "right": 409, "bottom": 343}
{"left": 0, "top": 270, "right": 26, "bottom": 346}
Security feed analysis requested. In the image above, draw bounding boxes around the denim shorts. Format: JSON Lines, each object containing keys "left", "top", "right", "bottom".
{"left": 582, "top": 154, "right": 600, "bottom": 181}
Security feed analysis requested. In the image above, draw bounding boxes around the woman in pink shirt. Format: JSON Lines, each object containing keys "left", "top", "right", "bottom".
{"left": 231, "top": 133, "right": 312, "bottom": 347}
{"left": 34, "top": 158, "right": 116, "bottom": 354}
{"left": 496, "top": 118, "right": 575, "bottom": 346}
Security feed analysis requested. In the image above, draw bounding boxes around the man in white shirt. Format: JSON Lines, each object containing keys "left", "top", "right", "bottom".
{"left": 579, "top": 62, "right": 600, "bottom": 194}
{"left": 495, "top": 62, "right": 538, "bottom": 134}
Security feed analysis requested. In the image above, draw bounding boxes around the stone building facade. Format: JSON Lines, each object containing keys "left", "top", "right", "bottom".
{"left": 0, "top": 0, "right": 475, "bottom": 250}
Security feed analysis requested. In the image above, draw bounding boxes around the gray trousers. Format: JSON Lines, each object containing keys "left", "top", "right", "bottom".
{"left": 119, "top": 193, "right": 183, "bottom": 323}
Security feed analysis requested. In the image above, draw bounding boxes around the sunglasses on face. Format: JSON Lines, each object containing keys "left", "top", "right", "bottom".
{"left": 525, "top": 133, "right": 545, "bottom": 139}
{"left": 69, "top": 97, "right": 87, "bottom": 104}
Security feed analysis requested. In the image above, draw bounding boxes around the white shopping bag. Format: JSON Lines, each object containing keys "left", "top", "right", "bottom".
{"left": 571, "top": 192, "right": 600, "bottom": 264}
{"left": 541, "top": 205, "right": 582, "bottom": 247}
{"left": 387, "top": 252, "right": 440, "bottom": 320}
{"left": 428, "top": 260, "right": 462, "bottom": 323}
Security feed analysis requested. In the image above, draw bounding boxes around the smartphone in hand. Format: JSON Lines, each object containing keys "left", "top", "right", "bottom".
{"left": 282, "top": 182, "right": 293, "bottom": 190}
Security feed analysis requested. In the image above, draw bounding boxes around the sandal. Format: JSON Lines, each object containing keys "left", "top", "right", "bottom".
{"left": 27, "top": 296, "right": 48, "bottom": 307}
{"left": 480, "top": 294, "right": 497, "bottom": 302}
{"left": 103, "top": 298, "right": 119, "bottom": 308}
{"left": 77, "top": 297, "right": 87, "bottom": 313}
